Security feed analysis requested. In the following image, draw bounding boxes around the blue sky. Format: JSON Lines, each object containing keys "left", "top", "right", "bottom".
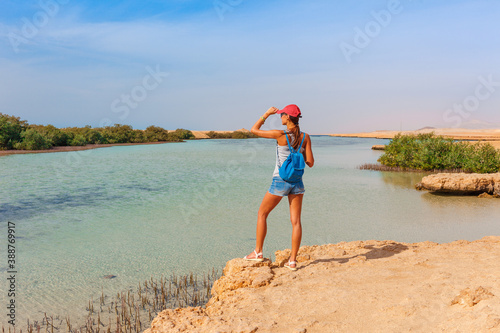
{"left": 1, "top": 0, "right": 499, "bottom": 133}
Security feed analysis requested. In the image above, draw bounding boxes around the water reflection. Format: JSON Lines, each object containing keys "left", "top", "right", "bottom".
{"left": 419, "top": 191, "right": 495, "bottom": 207}
{"left": 379, "top": 171, "right": 430, "bottom": 189}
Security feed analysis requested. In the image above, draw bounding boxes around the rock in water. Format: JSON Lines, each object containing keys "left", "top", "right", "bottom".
{"left": 478, "top": 192, "right": 498, "bottom": 198}
{"left": 415, "top": 173, "right": 500, "bottom": 195}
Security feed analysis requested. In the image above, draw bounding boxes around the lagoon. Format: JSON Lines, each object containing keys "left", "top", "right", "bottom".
{"left": 0, "top": 136, "right": 499, "bottom": 325}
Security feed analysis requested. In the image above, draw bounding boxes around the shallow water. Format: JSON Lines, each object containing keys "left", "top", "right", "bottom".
{"left": 0, "top": 136, "right": 499, "bottom": 325}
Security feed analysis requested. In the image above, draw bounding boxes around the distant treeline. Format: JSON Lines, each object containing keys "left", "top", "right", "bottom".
{"left": 0, "top": 113, "right": 194, "bottom": 150}
{"left": 378, "top": 133, "right": 500, "bottom": 173}
{"left": 206, "top": 131, "right": 257, "bottom": 139}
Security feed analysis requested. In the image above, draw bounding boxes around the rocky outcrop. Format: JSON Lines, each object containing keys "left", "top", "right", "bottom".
{"left": 371, "top": 145, "right": 386, "bottom": 150}
{"left": 451, "top": 286, "right": 495, "bottom": 307}
{"left": 209, "top": 259, "right": 274, "bottom": 303}
{"left": 144, "top": 237, "right": 500, "bottom": 332}
{"left": 145, "top": 241, "right": 407, "bottom": 333}
{"left": 416, "top": 172, "right": 500, "bottom": 196}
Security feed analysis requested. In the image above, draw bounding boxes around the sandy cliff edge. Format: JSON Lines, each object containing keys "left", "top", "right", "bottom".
{"left": 145, "top": 237, "right": 500, "bottom": 333}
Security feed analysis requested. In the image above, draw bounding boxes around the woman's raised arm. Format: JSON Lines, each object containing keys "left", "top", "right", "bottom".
{"left": 251, "top": 107, "right": 283, "bottom": 139}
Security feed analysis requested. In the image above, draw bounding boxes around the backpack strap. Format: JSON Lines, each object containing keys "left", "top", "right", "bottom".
{"left": 284, "top": 130, "right": 295, "bottom": 153}
{"left": 298, "top": 133, "right": 306, "bottom": 151}
{"left": 284, "top": 130, "right": 306, "bottom": 153}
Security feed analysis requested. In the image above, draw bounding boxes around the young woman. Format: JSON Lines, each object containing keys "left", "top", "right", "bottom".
{"left": 244, "top": 104, "right": 314, "bottom": 270}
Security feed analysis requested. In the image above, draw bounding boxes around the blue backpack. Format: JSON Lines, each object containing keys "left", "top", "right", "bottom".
{"left": 279, "top": 131, "right": 306, "bottom": 183}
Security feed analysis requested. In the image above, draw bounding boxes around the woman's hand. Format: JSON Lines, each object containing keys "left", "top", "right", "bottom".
{"left": 265, "top": 107, "right": 279, "bottom": 117}
{"left": 251, "top": 106, "right": 284, "bottom": 139}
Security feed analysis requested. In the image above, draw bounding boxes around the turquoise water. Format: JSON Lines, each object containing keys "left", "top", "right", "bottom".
{"left": 1, "top": 136, "right": 499, "bottom": 324}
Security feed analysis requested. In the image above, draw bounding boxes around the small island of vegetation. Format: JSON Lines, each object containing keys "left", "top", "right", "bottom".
{"left": 363, "top": 133, "right": 500, "bottom": 174}
{"left": 0, "top": 113, "right": 194, "bottom": 151}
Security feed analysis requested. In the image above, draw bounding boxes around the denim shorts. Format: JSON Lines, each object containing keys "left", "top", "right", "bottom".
{"left": 268, "top": 176, "right": 305, "bottom": 197}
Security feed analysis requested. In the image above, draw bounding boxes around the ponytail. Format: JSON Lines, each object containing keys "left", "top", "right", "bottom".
{"left": 288, "top": 115, "right": 301, "bottom": 150}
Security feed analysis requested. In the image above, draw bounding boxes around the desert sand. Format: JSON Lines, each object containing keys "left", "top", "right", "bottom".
{"left": 332, "top": 128, "right": 500, "bottom": 150}
{"left": 146, "top": 237, "right": 500, "bottom": 332}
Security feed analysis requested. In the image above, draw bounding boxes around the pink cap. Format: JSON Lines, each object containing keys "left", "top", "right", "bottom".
{"left": 277, "top": 104, "right": 301, "bottom": 117}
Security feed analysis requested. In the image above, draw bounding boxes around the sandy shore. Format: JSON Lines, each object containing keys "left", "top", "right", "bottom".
{"left": 0, "top": 141, "right": 179, "bottom": 157}
{"left": 146, "top": 237, "right": 500, "bottom": 332}
{"left": 0, "top": 129, "right": 252, "bottom": 156}
{"left": 332, "top": 128, "right": 500, "bottom": 149}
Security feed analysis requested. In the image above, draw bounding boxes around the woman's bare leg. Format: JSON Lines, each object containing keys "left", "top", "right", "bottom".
{"left": 245, "top": 191, "right": 282, "bottom": 259}
{"left": 287, "top": 193, "right": 303, "bottom": 267}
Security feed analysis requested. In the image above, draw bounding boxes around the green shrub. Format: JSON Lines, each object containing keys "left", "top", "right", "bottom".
{"left": 131, "top": 130, "right": 145, "bottom": 143}
{"left": 69, "top": 134, "right": 88, "bottom": 146}
{"left": 30, "top": 124, "right": 70, "bottom": 146}
{"left": 1, "top": 113, "right": 198, "bottom": 150}
{"left": 144, "top": 126, "right": 169, "bottom": 142}
{"left": 206, "top": 131, "right": 257, "bottom": 139}
{"left": 378, "top": 133, "right": 500, "bottom": 173}
{"left": 206, "top": 131, "right": 223, "bottom": 138}
{"left": 98, "top": 124, "right": 135, "bottom": 143}
{"left": 167, "top": 132, "right": 182, "bottom": 142}
{"left": 463, "top": 143, "right": 500, "bottom": 173}
{"left": 173, "top": 128, "right": 194, "bottom": 140}
{"left": 85, "top": 128, "right": 104, "bottom": 144}
{"left": 15, "top": 128, "right": 53, "bottom": 150}
{"left": 231, "top": 131, "right": 257, "bottom": 139}
{"left": 0, "top": 113, "right": 27, "bottom": 149}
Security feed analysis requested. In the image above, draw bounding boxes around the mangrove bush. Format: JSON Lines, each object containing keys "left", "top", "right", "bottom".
{"left": 378, "top": 133, "right": 500, "bottom": 173}
{"left": 206, "top": 131, "right": 257, "bottom": 139}
{"left": 0, "top": 113, "right": 195, "bottom": 150}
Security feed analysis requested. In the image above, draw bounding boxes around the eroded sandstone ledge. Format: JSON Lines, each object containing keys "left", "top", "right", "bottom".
{"left": 416, "top": 172, "right": 500, "bottom": 196}
{"left": 145, "top": 237, "right": 500, "bottom": 332}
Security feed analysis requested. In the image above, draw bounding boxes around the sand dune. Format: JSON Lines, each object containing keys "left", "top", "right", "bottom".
{"left": 331, "top": 128, "right": 500, "bottom": 139}
{"left": 331, "top": 128, "right": 500, "bottom": 149}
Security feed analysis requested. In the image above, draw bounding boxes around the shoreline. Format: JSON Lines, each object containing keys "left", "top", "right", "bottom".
{"left": 0, "top": 141, "right": 179, "bottom": 157}
{"left": 0, "top": 129, "right": 255, "bottom": 156}
{"left": 330, "top": 128, "right": 500, "bottom": 149}
{"left": 147, "top": 236, "right": 500, "bottom": 332}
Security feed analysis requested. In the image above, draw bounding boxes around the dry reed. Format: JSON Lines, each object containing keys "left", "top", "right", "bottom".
{"left": 2, "top": 269, "right": 220, "bottom": 333}
{"left": 358, "top": 163, "right": 468, "bottom": 173}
